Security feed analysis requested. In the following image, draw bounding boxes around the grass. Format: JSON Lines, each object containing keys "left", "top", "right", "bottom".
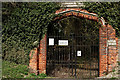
{"left": 112, "top": 69, "right": 116, "bottom": 72}
{"left": 2, "top": 60, "right": 47, "bottom": 78}
{"left": 118, "top": 61, "right": 120, "bottom": 65}
{"left": 110, "top": 77, "right": 118, "bottom": 80}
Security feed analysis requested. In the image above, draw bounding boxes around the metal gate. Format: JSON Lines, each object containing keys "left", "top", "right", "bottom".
{"left": 46, "top": 17, "right": 99, "bottom": 79}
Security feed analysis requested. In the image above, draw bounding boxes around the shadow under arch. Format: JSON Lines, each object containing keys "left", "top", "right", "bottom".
{"left": 46, "top": 8, "right": 103, "bottom": 78}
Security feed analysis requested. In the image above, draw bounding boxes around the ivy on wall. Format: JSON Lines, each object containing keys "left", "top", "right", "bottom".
{"left": 2, "top": 2, "right": 120, "bottom": 64}
{"left": 2, "top": 2, "right": 60, "bottom": 64}
{"left": 83, "top": 2, "right": 120, "bottom": 37}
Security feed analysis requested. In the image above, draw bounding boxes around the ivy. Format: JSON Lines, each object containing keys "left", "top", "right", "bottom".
{"left": 83, "top": 2, "right": 120, "bottom": 37}
{"left": 2, "top": 2, "right": 60, "bottom": 64}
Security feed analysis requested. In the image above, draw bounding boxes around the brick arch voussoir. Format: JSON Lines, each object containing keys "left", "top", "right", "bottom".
{"left": 54, "top": 8, "right": 106, "bottom": 28}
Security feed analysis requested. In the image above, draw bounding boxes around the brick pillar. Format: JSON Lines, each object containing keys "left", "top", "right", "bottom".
{"left": 99, "top": 24, "right": 119, "bottom": 77}
{"left": 29, "top": 48, "right": 38, "bottom": 75}
{"left": 118, "top": 39, "right": 120, "bottom": 63}
{"left": 29, "top": 34, "right": 47, "bottom": 75}
{"left": 118, "top": 39, "right": 120, "bottom": 75}
{"left": 99, "top": 25, "right": 108, "bottom": 77}
{"left": 116, "top": 38, "right": 119, "bottom": 66}
{"left": 107, "top": 24, "right": 117, "bottom": 72}
{"left": 38, "top": 34, "right": 47, "bottom": 74}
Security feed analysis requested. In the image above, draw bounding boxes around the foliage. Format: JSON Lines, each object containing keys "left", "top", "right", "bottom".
{"left": 2, "top": 2, "right": 120, "bottom": 66}
{"left": 118, "top": 61, "right": 120, "bottom": 65}
{"left": 82, "top": 2, "right": 120, "bottom": 37}
{"left": 110, "top": 77, "right": 118, "bottom": 79}
{"left": 2, "top": 2, "right": 60, "bottom": 64}
{"left": 38, "top": 73, "right": 47, "bottom": 77}
{"left": 29, "top": 73, "right": 47, "bottom": 78}
{"left": 2, "top": 60, "right": 28, "bottom": 78}
{"left": 3, "top": 47, "right": 29, "bottom": 64}
{"left": 2, "top": 60, "right": 47, "bottom": 78}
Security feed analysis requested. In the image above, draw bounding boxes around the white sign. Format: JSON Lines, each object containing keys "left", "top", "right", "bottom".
{"left": 49, "top": 38, "right": 54, "bottom": 46}
{"left": 58, "top": 40, "right": 68, "bottom": 46}
{"left": 107, "top": 40, "right": 116, "bottom": 46}
{"left": 77, "top": 51, "right": 81, "bottom": 56}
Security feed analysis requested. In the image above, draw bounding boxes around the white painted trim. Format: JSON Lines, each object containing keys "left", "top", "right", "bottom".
{"left": 62, "top": 5, "right": 84, "bottom": 7}
{"left": 100, "top": 17, "right": 105, "bottom": 26}
{"left": 55, "top": 9, "right": 97, "bottom": 16}
{"left": 62, "top": 2, "right": 83, "bottom": 5}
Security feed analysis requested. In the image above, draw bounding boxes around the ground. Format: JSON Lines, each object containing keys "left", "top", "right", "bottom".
{"left": 2, "top": 60, "right": 120, "bottom": 79}
{"left": 2, "top": 60, "right": 46, "bottom": 78}
{"left": 98, "top": 61, "right": 120, "bottom": 79}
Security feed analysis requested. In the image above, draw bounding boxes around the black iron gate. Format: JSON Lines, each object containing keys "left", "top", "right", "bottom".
{"left": 46, "top": 17, "right": 99, "bottom": 79}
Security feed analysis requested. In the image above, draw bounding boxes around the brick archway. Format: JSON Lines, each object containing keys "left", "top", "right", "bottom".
{"left": 29, "top": 8, "right": 118, "bottom": 77}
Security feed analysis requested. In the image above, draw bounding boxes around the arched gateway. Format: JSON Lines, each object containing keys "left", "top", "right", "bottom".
{"left": 29, "top": 8, "right": 119, "bottom": 78}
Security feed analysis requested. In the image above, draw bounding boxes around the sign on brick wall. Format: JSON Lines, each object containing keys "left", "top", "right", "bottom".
{"left": 107, "top": 40, "right": 116, "bottom": 46}
{"left": 118, "top": 39, "right": 120, "bottom": 61}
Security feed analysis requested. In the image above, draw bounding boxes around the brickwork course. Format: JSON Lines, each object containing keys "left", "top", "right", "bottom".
{"left": 29, "top": 8, "right": 119, "bottom": 77}
{"left": 118, "top": 39, "right": 120, "bottom": 76}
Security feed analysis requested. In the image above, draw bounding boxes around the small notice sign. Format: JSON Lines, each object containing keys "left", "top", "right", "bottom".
{"left": 107, "top": 40, "right": 116, "bottom": 46}
{"left": 77, "top": 51, "right": 81, "bottom": 56}
{"left": 58, "top": 40, "right": 68, "bottom": 46}
{"left": 49, "top": 38, "right": 54, "bottom": 46}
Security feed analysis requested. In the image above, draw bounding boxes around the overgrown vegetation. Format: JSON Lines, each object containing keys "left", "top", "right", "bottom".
{"left": 2, "top": 60, "right": 47, "bottom": 78}
{"left": 2, "top": 2, "right": 120, "bottom": 65}
{"left": 118, "top": 61, "right": 120, "bottom": 65}
{"left": 2, "top": 60, "right": 28, "bottom": 78}
{"left": 2, "top": 2, "right": 120, "bottom": 78}
{"left": 2, "top": 2, "right": 60, "bottom": 64}
{"left": 83, "top": 2, "right": 120, "bottom": 37}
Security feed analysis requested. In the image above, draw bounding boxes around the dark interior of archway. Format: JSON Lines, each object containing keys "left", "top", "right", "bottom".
{"left": 47, "top": 16, "right": 99, "bottom": 78}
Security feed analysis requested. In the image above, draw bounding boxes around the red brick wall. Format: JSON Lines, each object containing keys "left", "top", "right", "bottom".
{"left": 99, "top": 25, "right": 108, "bottom": 76}
{"left": 29, "top": 48, "right": 38, "bottom": 75}
{"left": 107, "top": 24, "right": 117, "bottom": 73}
{"left": 38, "top": 34, "right": 47, "bottom": 74}
{"left": 99, "top": 24, "right": 118, "bottom": 76}
{"left": 29, "top": 34, "right": 47, "bottom": 75}
{"left": 116, "top": 38, "right": 119, "bottom": 66}
{"left": 55, "top": 8, "right": 98, "bottom": 22}
{"left": 118, "top": 39, "right": 120, "bottom": 62}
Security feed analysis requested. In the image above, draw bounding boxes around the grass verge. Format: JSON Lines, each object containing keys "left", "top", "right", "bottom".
{"left": 2, "top": 60, "right": 46, "bottom": 78}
